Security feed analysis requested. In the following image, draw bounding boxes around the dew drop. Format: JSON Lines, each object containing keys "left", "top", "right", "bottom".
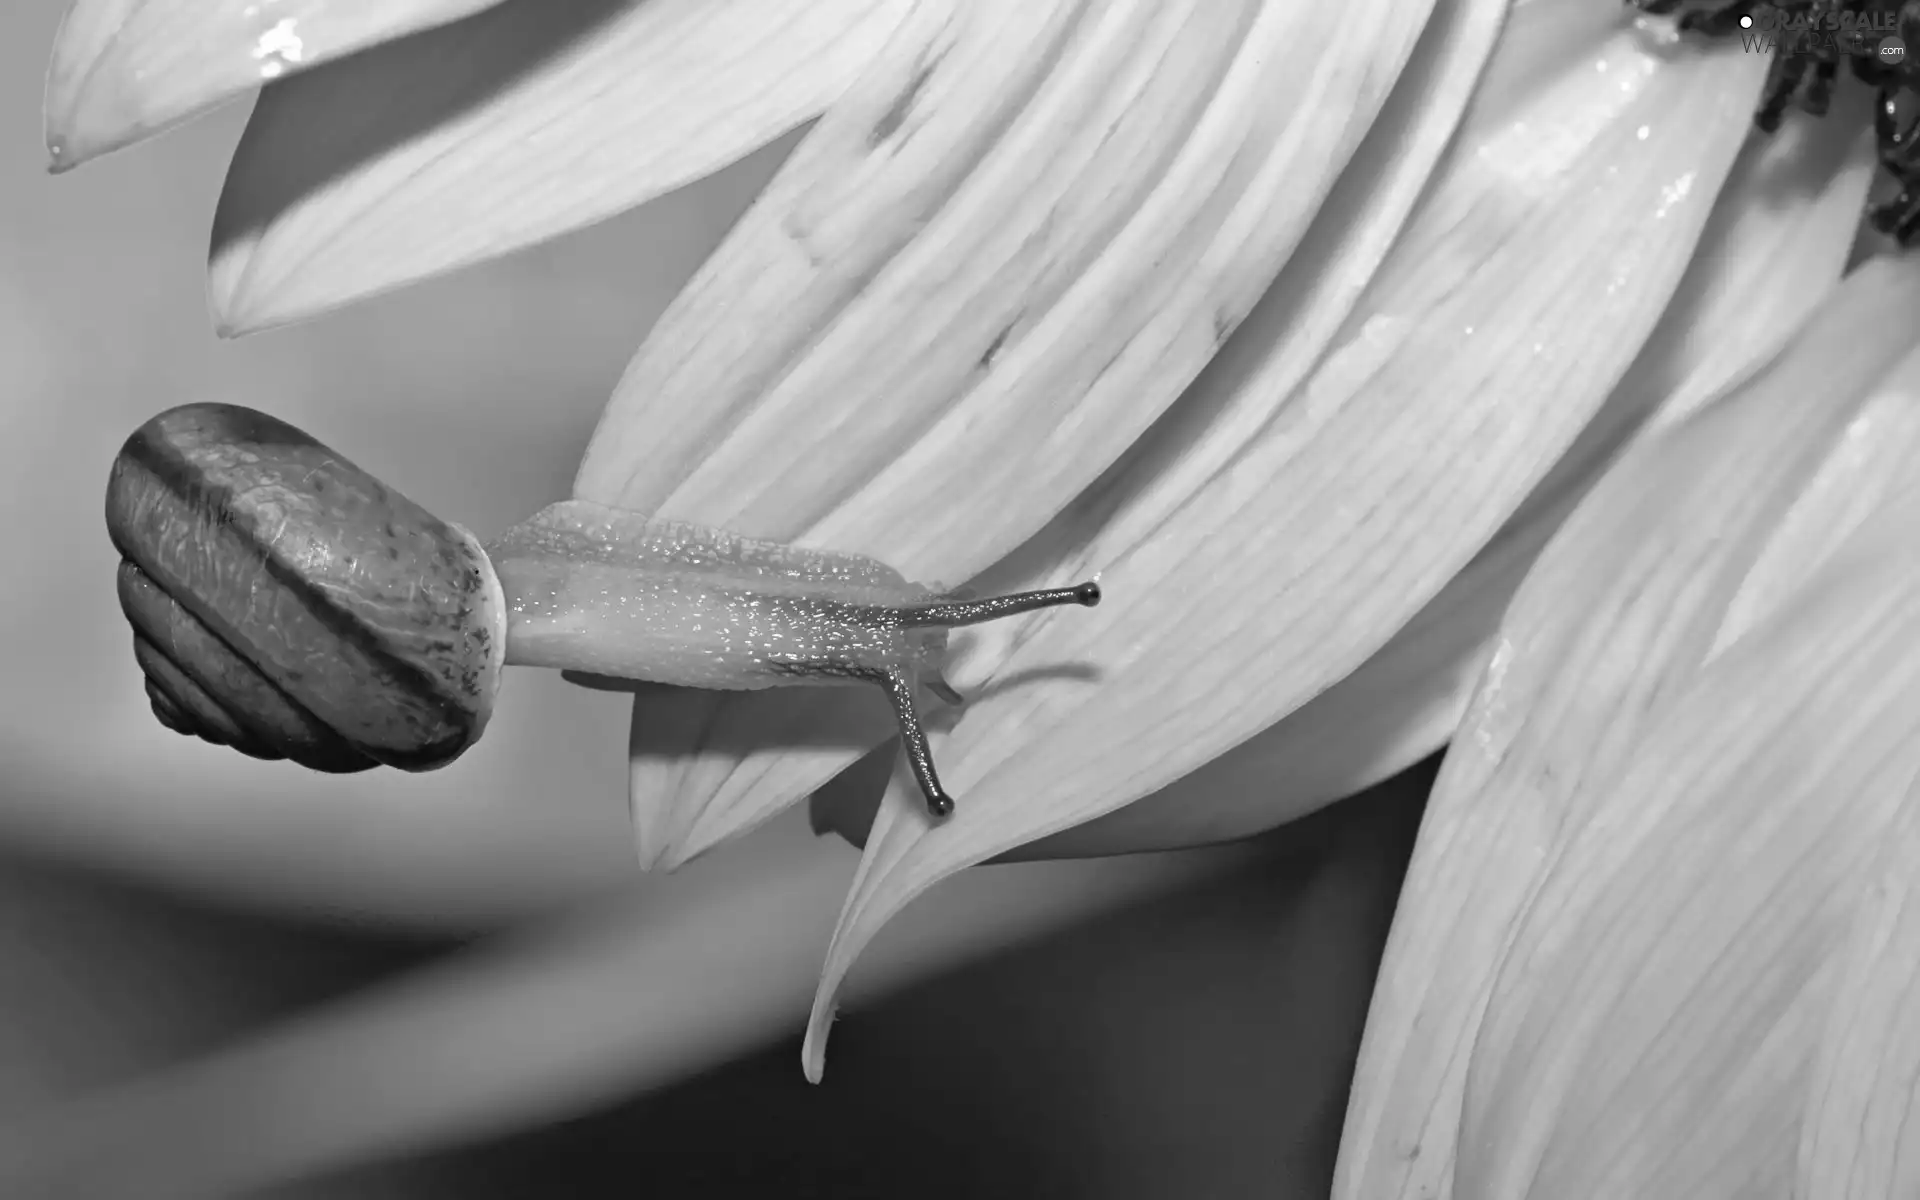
{"left": 1656, "top": 170, "right": 1697, "bottom": 219}
{"left": 252, "top": 16, "right": 306, "bottom": 81}
{"left": 1633, "top": 14, "right": 1682, "bottom": 45}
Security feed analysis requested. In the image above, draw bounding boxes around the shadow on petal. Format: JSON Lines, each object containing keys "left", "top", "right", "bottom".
{"left": 45, "top": 0, "right": 509, "bottom": 170}
{"left": 210, "top": 0, "right": 909, "bottom": 332}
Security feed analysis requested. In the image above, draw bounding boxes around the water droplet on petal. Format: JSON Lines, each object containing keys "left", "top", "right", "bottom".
{"left": 1633, "top": 14, "right": 1682, "bottom": 45}
{"left": 1656, "top": 171, "right": 1697, "bottom": 219}
{"left": 253, "top": 17, "right": 306, "bottom": 81}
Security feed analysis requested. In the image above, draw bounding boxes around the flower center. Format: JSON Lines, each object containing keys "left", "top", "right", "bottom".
{"left": 1635, "top": 0, "right": 1920, "bottom": 240}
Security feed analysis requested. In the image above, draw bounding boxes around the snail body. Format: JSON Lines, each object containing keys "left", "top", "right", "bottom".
{"left": 108, "top": 404, "right": 1100, "bottom": 818}
{"left": 489, "top": 502, "right": 956, "bottom": 692}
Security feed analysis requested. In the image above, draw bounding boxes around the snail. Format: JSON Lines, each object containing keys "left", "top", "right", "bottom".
{"left": 105, "top": 403, "right": 1101, "bottom": 819}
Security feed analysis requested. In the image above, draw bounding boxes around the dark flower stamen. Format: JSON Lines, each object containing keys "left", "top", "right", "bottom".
{"left": 1632, "top": 0, "right": 1920, "bottom": 242}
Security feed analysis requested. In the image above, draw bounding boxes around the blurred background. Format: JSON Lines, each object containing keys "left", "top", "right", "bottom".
{"left": 0, "top": 1, "right": 1433, "bottom": 1194}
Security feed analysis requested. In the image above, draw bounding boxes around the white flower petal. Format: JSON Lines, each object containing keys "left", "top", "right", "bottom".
{"left": 786, "top": 0, "right": 1512, "bottom": 862}
{"left": 1797, "top": 780, "right": 1920, "bottom": 1200}
{"left": 609, "top": 0, "right": 1088, "bottom": 868}
{"left": 1028, "top": 104, "right": 1875, "bottom": 860}
{"left": 1714, "top": 350, "right": 1920, "bottom": 653}
{"left": 604, "top": 0, "right": 1441, "bottom": 867}
{"left": 1335, "top": 256, "right": 1920, "bottom": 1200}
{"left": 804, "top": 16, "right": 1767, "bottom": 1080}
{"left": 585, "top": 0, "right": 1432, "bottom": 565}
{"left": 1022, "top": 501, "right": 1555, "bottom": 858}
{"left": 1456, "top": 517, "right": 1920, "bottom": 1197}
{"left": 575, "top": 0, "right": 1089, "bottom": 526}
{"left": 628, "top": 687, "right": 894, "bottom": 871}
{"left": 208, "top": 0, "right": 910, "bottom": 334}
{"left": 44, "top": 0, "right": 504, "bottom": 170}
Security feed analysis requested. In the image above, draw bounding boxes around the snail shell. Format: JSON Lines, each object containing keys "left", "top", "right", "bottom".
{"left": 105, "top": 403, "right": 507, "bottom": 772}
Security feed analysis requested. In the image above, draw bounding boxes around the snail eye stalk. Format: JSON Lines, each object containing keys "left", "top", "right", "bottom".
{"left": 1633, "top": 0, "right": 1920, "bottom": 241}
{"left": 862, "top": 581, "right": 1101, "bottom": 820}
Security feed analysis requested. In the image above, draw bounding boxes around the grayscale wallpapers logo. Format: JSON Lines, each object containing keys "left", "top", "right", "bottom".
{"left": 1736, "top": 6, "right": 1907, "bottom": 65}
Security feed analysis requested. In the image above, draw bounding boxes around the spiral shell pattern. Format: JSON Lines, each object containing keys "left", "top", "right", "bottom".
{"left": 105, "top": 404, "right": 506, "bottom": 772}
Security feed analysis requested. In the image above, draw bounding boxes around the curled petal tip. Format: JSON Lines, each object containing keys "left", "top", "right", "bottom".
{"left": 800, "top": 1019, "right": 831, "bottom": 1085}
{"left": 45, "top": 136, "right": 77, "bottom": 175}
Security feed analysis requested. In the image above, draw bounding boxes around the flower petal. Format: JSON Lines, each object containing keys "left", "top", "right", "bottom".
{"left": 1456, "top": 512, "right": 1920, "bottom": 1197}
{"left": 44, "top": 0, "right": 504, "bottom": 171}
{"left": 1797, "top": 779, "right": 1920, "bottom": 1199}
{"left": 783, "top": 0, "right": 1508, "bottom": 862}
{"left": 1334, "top": 254, "right": 1920, "bottom": 1200}
{"left": 609, "top": 0, "right": 1088, "bottom": 868}
{"left": 575, "top": 0, "right": 1091, "bottom": 528}
{"left": 628, "top": 686, "right": 895, "bottom": 871}
{"left": 1026, "top": 102, "right": 1875, "bottom": 860}
{"left": 605, "top": 0, "right": 1442, "bottom": 867}
{"left": 584, "top": 0, "right": 1432, "bottom": 566}
{"left": 208, "top": 0, "right": 910, "bottom": 334}
{"left": 804, "top": 13, "right": 1767, "bottom": 1079}
{"left": 1711, "top": 339, "right": 1920, "bottom": 653}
